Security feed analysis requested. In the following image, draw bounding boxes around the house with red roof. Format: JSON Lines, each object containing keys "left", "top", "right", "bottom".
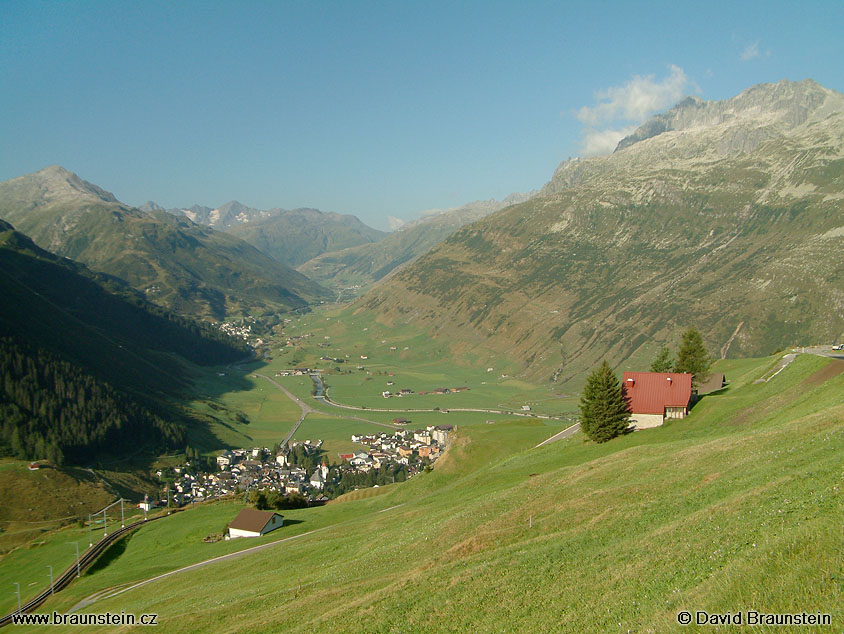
{"left": 622, "top": 372, "right": 693, "bottom": 429}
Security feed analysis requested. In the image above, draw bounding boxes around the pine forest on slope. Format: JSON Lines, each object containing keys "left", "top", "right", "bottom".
{"left": 0, "top": 220, "right": 248, "bottom": 465}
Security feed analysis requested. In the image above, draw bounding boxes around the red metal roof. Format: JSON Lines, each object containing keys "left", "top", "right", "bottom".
{"left": 622, "top": 372, "right": 692, "bottom": 415}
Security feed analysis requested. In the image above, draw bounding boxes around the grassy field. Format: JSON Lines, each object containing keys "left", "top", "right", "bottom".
{"left": 20, "top": 352, "right": 844, "bottom": 632}
{"left": 0, "top": 462, "right": 116, "bottom": 553}
{"left": 291, "top": 413, "right": 384, "bottom": 459}
{"left": 271, "top": 308, "right": 576, "bottom": 415}
{"left": 185, "top": 364, "right": 304, "bottom": 452}
{"left": 0, "top": 482, "right": 150, "bottom": 616}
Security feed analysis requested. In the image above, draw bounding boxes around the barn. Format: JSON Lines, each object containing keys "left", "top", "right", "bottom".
{"left": 227, "top": 508, "right": 285, "bottom": 539}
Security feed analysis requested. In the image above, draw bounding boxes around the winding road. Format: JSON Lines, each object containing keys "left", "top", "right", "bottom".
{"left": 255, "top": 374, "right": 316, "bottom": 446}
{"left": 254, "top": 374, "right": 402, "bottom": 443}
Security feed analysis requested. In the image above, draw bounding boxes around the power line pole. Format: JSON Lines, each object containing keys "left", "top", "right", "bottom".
{"left": 68, "top": 541, "right": 80, "bottom": 578}
{"left": 88, "top": 513, "right": 93, "bottom": 547}
{"left": 13, "top": 582, "right": 20, "bottom": 614}
{"left": 120, "top": 498, "right": 124, "bottom": 528}
{"left": 47, "top": 565, "right": 53, "bottom": 595}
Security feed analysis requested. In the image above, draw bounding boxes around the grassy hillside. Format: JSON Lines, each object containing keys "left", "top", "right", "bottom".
{"left": 0, "top": 461, "right": 115, "bottom": 554}
{"left": 355, "top": 81, "right": 844, "bottom": 386}
{"left": 298, "top": 197, "right": 531, "bottom": 296}
{"left": 27, "top": 352, "right": 844, "bottom": 632}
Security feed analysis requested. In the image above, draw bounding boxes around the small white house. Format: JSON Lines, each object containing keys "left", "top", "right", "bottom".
{"left": 228, "top": 509, "right": 285, "bottom": 539}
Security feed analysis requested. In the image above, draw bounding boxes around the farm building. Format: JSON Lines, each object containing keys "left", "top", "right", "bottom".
{"left": 622, "top": 372, "right": 693, "bottom": 429}
{"left": 227, "top": 508, "right": 284, "bottom": 539}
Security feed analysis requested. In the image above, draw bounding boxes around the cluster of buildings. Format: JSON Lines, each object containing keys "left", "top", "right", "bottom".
{"left": 380, "top": 386, "right": 469, "bottom": 399}
{"left": 283, "top": 332, "right": 312, "bottom": 347}
{"left": 153, "top": 443, "right": 330, "bottom": 508}
{"left": 217, "top": 319, "right": 256, "bottom": 340}
{"left": 215, "top": 444, "right": 330, "bottom": 496}
{"left": 341, "top": 425, "right": 452, "bottom": 467}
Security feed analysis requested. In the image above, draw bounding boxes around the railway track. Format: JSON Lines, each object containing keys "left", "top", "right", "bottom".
{"left": 0, "top": 510, "right": 180, "bottom": 627}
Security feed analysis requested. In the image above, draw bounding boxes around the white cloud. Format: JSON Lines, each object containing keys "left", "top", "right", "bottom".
{"left": 575, "top": 65, "right": 694, "bottom": 157}
{"left": 581, "top": 126, "right": 638, "bottom": 158}
{"left": 740, "top": 41, "right": 760, "bottom": 61}
{"left": 577, "top": 65, "right": 691, "bottom": 127}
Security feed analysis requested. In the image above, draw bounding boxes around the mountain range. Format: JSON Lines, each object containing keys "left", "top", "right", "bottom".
{"left": 143, "top": 200, "right": 387, "bottom": 268}
{"left": 299, "top": 193, "right": 535, "bottom": 293}
{"left": 357, "top": 79, "right": 844, "bottom": 386}
{"left": 0, "top": 167, "right": 330, "bottom": 320}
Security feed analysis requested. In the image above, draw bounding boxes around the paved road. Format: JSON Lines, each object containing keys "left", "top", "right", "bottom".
{"left": 255, "top": 374, "right": 401, "bottom": 441}
{"left": 71, "top": 502, "right": 408, "bottom": 612}
{"left": 754, "top": 353, "right": 798, "bottom": 383}
{"left": 534, "top": 422, "right": 581, "bottom": 448}
{"left": 753, "top": 347, "right": 844, "bottom": 384}
{"left": 255, "top": 374, "right": 315, "bottom": 445}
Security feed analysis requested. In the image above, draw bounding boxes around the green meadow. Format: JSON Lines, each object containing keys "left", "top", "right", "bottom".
{"left": 0, "top": 493, "right": 150, "bottom": 616}
{"left": 18, "top": 352, "right": 844, "bottom": 632}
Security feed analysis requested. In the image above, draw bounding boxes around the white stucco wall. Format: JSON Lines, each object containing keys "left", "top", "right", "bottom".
{"left": 630, "top": 413, "right": 664, "bottom": 429}
{"left": 229, "top": 527, "right": 261, "bottom": 539}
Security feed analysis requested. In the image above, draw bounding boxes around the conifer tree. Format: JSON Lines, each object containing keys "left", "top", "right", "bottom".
{"left": 674, "top": 327, "right": 711, "bottom": 387}
{"left": 650, "top": 345, "right": 674, "bottom": 373}
{"left": 579, "top": 361, "right": 631, "bottom": 443}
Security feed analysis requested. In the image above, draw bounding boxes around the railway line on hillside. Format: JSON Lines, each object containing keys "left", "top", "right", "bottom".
{"left": 0, "top": 511, "right": 180, "bottom": 628}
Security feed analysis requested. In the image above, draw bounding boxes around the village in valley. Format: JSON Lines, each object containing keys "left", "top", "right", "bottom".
{"left": 153, "top": 424, "right": 453, "bottom": 511}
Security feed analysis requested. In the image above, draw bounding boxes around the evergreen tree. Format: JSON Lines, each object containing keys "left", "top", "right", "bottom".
{"left": 650, "top": 345, "right": 674, "bottom": 373}
{"left": 674, "top": 327, "right": 711, "bottom": 387}
{"left": 254, "top": 491, "right": 269, "bottom": 510}
{"left": 579, "top": 361, "right": 631, "bottom": 443}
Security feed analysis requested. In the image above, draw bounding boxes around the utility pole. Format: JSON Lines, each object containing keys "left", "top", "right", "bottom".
{"left": 120, "top": 498, "right": 124, "bottom": 528}
{"left": 166, "top": 485, "right": 170, "bottom": 515}
{"left": 103, "top": 508, "right": 107, "bottom": 537}
{"left": 47, "top": 565, "right": 53, "bottom": 595}
{"left": 68, "top": 542, "right": 80, "bottom": 577}
{"left": 13, "top": 582, "right": 20, "bottom": 614}
{"left": 88, "top": 513, "right": 93, "bottom": 547}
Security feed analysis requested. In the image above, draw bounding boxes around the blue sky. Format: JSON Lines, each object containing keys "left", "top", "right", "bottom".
{"left": 2, "top": 1, "right": 842, "bottom": 229}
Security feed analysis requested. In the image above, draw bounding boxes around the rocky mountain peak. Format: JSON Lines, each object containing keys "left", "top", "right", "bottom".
{"left": 139, "top": 201, "right": 165, "bottom": 213}
{"left": 7, "top": 166, "right": 121, "bottom": 206}
{"left": 615, "top": 78, "right": 843, "bottom": 153}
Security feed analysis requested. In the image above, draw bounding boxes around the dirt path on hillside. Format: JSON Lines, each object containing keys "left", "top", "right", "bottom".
{"left": 802, "top": 359, "right": 844, "bottom": 387}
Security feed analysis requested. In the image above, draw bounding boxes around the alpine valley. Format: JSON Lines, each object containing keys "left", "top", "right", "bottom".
{"left": 2, "top": 78, "right": 843, "bottom": 634}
